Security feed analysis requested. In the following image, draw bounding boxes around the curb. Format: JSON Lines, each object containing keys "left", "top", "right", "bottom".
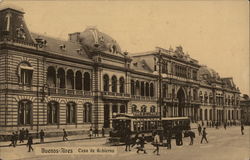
{"left": 0, "top": 136, "right": 106, "bottom": 148}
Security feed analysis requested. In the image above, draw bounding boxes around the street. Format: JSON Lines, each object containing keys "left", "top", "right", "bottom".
{"left": 0, "top": 126, "right": 249, "bottom": 160}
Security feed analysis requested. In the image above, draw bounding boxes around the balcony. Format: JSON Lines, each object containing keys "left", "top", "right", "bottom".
{"left": 48, "top": 87, "right": 93, "bottom": 97}
{"left": 131, "top": 95, "right": 157, "bottom": 101}
{"left": 101, "top": 91, "right": 130, "bottom": 100}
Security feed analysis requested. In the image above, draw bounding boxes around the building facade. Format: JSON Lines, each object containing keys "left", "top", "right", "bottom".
{"left": 0, "top": 6, "right": 241, "bottom": 134}
{"left": 240, "top": 95, "right": 250, "bottom": 125}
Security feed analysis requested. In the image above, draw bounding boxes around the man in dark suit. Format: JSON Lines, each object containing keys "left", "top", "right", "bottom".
{"left": 27, "top": 134, "right": 34, "bottom": 152}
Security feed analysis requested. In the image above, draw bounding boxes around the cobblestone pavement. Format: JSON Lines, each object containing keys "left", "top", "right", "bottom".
{"left": 0, "top": 126, "right": 249, "bottom": 160}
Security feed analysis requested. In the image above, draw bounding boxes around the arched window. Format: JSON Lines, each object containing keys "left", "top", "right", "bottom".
{"left": 47, "top": 66, "right": 56, "bottom": 87}
{"left": 18, "top": 62, "right": 33, "bottom": 85}
{"left": 204, "top": 92, "right": 208, "bottom": 103}
{"left": 112, "top": 105, "right": 118, "bottom": 113}
{"left": 193, "top": 89, "right": 197, "bottom": 100}
{"left": 66, "top": 102, "right": 76, "bottom": 124}
{"left": 75, "top": 71, "right": 82, "bottom": 90}
{"left": 135, "top": 81, "right": 140, "bottom": 95}
{"left": 150, "top": 106, "right": 156, "bottom": 112}
{"left": 204, "top": 109, "right": 208, "bottom": 120}
{"left": 120, "top": 105, "right": 126, "bottom": 113}
{"left": 150, "top": 83, "right": 154, "bottom": 97}
{"left": 232, "top": 110, "right": 234, "bottom": 120}
{"left": 111, "top": 76, "right": 117, "bottom": 92}
{"left": 209, "top": 109, "right": 212, "bottom": 120}
{"left": 66, "top": 69, "right": 74, "bottom": 89}
{"left": 200, "top": 109, "right": 203, "bottom": 121}
{"left": 47, "top": 101, "right": 59, "bottom": 124}
{"left": 119, "top": 77, "right": 125, "bottom": 93}
{"left": 131, "top": 80, "right": 135, "bottom": 95}
{"left": 18, "top": 100, "right": 32, "bottom": 125}
{"left": 141, "top": 82, "right": 145, "bottom": 96}
{"left": 141, "top": 105, "right": 147, "bottom": 112}
{"left": 57, "top": 68, "right": 65, "bottom": 88}
{"left": 199, "top": 91, "right": 203, "bottom": 103}
{"left": 83, "top": 103, "right": 92, "bottom": 123}
{"left": 84, "top": 72, "right": 91, "bottom": 91}
{"left": 103, "top": 75, "right": 109, "bottom": 92}
{"left": 145, "top": 82, "right": 149, "bottom": 96}
{"left": 209, "top": 93, "right": 213, "bottom": 104}
{"left": 228, "top": 96, "right": 230, "bottom": 105}
{"left": 228, "top": 110, "right": 230, "bottom": 120}
{"left": 131, "top": 105, "right": 137, "bottom": 113}
{"left": 163, "top": 84, "right": 167, "bottom": 98}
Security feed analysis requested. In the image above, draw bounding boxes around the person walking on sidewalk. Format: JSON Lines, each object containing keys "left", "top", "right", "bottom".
{"left": 136, "top": 134, "right": 147, "bottom": 154}
{"left": 89, "top": 127, "right": 93, "bottom": 139}
{"left": 9, "top": 132, "right": 15, "bottom": 147}
{"left": 153, "top": 132, "right": 160, "bottom": 155}
{"left": 25, "top": 128, "right": 29, "bottom": 140}
{"left": 14, "top": 131, "right": 18, "bottom": 147}
{"left": 224, "top": 123, "right": 227, "bottom": 130}
{"left": 39, "top": 129, "right": 45, "bottom": 143}
{"left": 198, "top": 124, "right": 202, "bottom": 136}
{"left": 125, "top": 127, "right": 131, "bottom": 152}
{"left": 27, "top": 134, "right": 34, "bottom": 152}
{"left": 200, "top": 128, "right": 208, "bottom": 144}
{"left": 63, "top": 129, "right": 68, "bottom": 141}
{"left": 241, "top": 125, "right": 244, "bottom": 135}
{"left": 19, "top": 128, "right": 25, "bottom": 143}
{"left": 102, "top": 126, "right": 105, "bottom": 137}
{"left": 94, "top": 127, "right": 99, "bottom": 137}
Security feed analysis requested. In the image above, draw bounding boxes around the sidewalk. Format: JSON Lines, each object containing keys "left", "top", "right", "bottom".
{"left": 0, "top": 134, "right": 107, "bottom": 148}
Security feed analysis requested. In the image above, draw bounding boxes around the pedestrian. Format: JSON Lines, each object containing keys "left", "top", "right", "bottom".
{"left": 224, "top": 123, "right": 227, "bottom": 130}
{"left": 198, "top": 124, "right": 202, "bottom": 136}
{"left": 131, "top": 132, "right": 139, "bottom": 147}
{"left": 95, "top": 127, "right": 99, "bottom": 137}
{"left": 19, "top": 129, "right": 24, "bottom": 143}
{"left": 39, "top": 129, "right": 45, "bottom": 143}
{"left": 136, "top": 134, "right": 147, "bottom": 154}
{"left": 153, "top": 132, "right": 160, "bottom": 155}
{"left": 125, "top": 127, "right": 131, "bottom": 152}
{"left": 102, "top": 126, "right": 105, "bottom": 137}
{"left": 14, "top": 131, "right": 18, "bottom": 147}
{"left": 241, "top": 125, "right": 244, "bottom": 135}
{"left": 188, "top": 130, "right": 195, "bottom": 145}
{"left": 89, "top": 127, "right": 93, "bottom": 139}
{"left": 27, "top": 134, "right": 34, "bottom": 152}
{"left": 25, "top": 128, "right": 29, "bottom": 140}
{"left": 167, "top": 130, "right": 172, "bottom": 149}
{"left": 63, "top": 129, "right": 68, "bottom": 141}
{"left": 9, "top": 132, "right": 15, "bottom": 147}
{"left": 200, "top": 128, "right": 208, "bottom": 143}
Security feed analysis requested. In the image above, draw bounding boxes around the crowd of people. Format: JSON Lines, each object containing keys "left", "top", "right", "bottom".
{"left": 6, "top": 123, "right": 244, "bottom": 154}
{"left": 7, "top": 126, "right": 106, "bottom": 152}
{"left": 122, "top": 123, "right": 245, "bottom": 156}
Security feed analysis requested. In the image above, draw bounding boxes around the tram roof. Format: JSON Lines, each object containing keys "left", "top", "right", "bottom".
{"left": 161, "top": 117, "right": 190, "bottom": 121}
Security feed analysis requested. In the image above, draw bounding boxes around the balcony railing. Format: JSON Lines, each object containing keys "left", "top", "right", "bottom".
{"left": 131, "top": 95, "right": 157, "bottom": 101}
{"left": 102, "top": 91, "right": 130, "bottom": 98}
{"left": 48, "top": 87, "right": 93, "bottom": 97}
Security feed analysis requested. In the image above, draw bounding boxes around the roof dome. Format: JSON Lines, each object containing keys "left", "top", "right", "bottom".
{"left": 198, "top": 66, "right": 220, "bottom": 80}
{"left": 79, "top": 27, "right": 121, "bottom": 54}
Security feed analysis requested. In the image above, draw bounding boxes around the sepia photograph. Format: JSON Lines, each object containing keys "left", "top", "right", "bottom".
{"left": 0, "top": 0, "right": 249, "bottom": 160}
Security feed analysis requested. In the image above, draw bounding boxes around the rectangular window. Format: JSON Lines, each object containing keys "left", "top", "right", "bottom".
{"left": 21, "top": 69, "right": 32, "bottom": 85}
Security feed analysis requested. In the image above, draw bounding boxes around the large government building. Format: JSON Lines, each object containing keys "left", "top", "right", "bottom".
{"left": 0, "top": 6, "right": 241, "bottom": 135}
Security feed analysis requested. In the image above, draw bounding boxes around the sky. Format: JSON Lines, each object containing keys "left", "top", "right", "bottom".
{"left": 1, "top": 0, "right": 249, "bottom": 95}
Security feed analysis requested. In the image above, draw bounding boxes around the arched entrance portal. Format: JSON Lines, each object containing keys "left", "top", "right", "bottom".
{"left": 177, "top": 88, "right": 185, "bottom": 117}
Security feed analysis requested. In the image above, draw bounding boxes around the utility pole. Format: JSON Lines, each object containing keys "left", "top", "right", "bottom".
{"left": 158, "top": 50, "right": 162, "bottom": 120}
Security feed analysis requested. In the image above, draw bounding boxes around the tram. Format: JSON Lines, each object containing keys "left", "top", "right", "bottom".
{"left": 108, "top": 113, "right": 191, "bottom": 145}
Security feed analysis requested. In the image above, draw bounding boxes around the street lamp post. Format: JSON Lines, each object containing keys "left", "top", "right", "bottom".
{"left": 157, "top": 50, "right": 163, "bottom": 120}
